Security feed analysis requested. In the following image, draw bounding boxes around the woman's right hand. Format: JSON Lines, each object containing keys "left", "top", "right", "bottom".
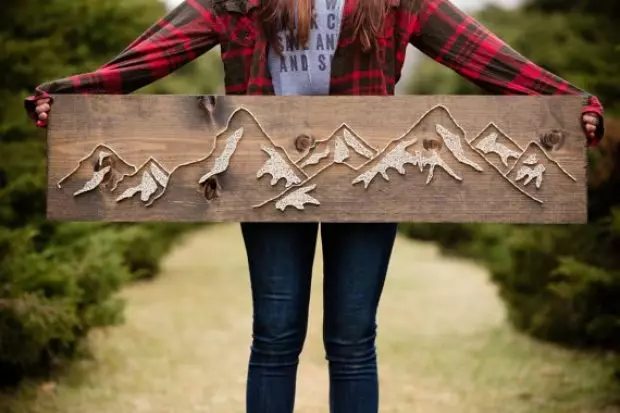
{"left": 31, "top": 97, "right": 52, "bottom": 128}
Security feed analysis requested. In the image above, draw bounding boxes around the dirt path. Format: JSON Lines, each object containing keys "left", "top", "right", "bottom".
{"left": 2, "top": 224, "right": 618, "bottom": 413}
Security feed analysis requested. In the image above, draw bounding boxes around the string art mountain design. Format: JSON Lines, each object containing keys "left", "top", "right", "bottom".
{"left": 57, "top": 104, "right": 576, "bottom": 213}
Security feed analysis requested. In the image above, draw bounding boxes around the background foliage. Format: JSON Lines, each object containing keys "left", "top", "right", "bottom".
{"left": 0, "top": 0, "right": 221, "bottom": 384}
{"left": 404, "top": 0, "right": 620, "bottom": 353}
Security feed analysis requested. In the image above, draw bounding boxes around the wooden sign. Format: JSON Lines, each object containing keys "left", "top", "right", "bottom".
{"left": 46, "top": 95, "right": 587, "bottom": 223}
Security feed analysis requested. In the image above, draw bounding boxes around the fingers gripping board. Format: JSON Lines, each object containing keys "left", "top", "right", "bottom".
{"left": 46, "top": 95, "right": 587, "bottom": 223}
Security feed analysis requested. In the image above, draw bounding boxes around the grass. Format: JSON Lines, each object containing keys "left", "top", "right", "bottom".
{"left": 1, "top": 223, "right": 618, "bottom": 413}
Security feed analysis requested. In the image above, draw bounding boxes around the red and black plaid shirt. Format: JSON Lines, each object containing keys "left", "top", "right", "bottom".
{"left": 26, "top": 0, "right": 604, "bottom": 139}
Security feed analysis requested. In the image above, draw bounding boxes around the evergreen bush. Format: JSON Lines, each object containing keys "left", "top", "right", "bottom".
{"left": 403, "top": 0, "right": 620, "bottom": 353}
{"left": 0, "top": 0, "right": 217, "bottom": 384}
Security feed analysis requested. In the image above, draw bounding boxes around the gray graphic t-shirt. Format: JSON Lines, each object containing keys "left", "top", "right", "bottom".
{"left": 268, "top": 0, "right": 344, "bottom": 96}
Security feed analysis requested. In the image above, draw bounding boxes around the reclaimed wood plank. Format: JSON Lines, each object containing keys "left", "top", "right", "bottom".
{"left": 46, "top": 94, "right": 587, "bottom": 223}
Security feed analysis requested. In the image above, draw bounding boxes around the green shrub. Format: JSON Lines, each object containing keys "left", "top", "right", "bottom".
{"left": 402, "top": 119, "right": 620, "bottom": 352}
{"left": 113, "top": 223, "right": 199, "bottom": 281}
{"left": 0, "top": 221, "right": 199, "bottom": 383}
{"left": 0, "top": 0, "right": 216, "bottom": 385}
{"left": 0, "top": 225, "right": 129, "bottom": 383}
{"left": 479, "top": 221, "right": 620, "bottom": 349}
{"left": 402, "top": 222, "right": 620, "bottom": 352}
{"left": 403, "top": 0, "right": 620, "bottom": 354}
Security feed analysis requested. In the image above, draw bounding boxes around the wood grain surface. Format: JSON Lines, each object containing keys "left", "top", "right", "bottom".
{"left": 46, "top": 94, "right": 587, "bottom": 223}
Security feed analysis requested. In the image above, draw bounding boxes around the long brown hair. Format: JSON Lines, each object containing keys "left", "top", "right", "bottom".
{"left": 260, "top": 0, "right": 390, "bottom": 54}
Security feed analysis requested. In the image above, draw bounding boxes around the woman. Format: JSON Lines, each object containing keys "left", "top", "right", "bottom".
{"left": 26, "top": 0, "right": 604, "bottom": 412}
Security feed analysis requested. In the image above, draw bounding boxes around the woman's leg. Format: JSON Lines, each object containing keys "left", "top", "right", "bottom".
{"left": 241, "top": 222, "right": 319, "bottom": 413}
{"left": 321, "top": 223, "right": 398, "bottom": 413}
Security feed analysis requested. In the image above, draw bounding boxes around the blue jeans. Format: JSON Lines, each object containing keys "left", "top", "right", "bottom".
{"left": 241, "top": 222, "right": 398, "bottom": 413}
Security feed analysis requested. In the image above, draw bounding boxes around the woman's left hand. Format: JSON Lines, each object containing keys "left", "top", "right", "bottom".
{"left": 582, "top": 112, "right": 601, "bottom": 144}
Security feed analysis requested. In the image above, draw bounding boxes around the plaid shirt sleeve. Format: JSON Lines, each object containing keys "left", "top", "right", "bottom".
{"left": 25, "top": 0, "right": 222, "bottom": 122}
{"left": 409, "top": 0, "right": 605, "bottom": 141}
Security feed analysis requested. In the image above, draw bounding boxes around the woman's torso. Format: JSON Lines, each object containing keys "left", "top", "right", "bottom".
{"left": 218, "top": 0, "right": 410, "bottom": 96}
{"left": 268, "top": 0, "right": 345, "bottom": 96}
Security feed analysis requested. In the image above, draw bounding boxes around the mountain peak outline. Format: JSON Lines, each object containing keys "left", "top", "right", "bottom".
{"left": 507, "top": 140, "right": 577, "bottom": 184}
{"left": 297, "top": 125, "right": 378, "bottom": 173}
